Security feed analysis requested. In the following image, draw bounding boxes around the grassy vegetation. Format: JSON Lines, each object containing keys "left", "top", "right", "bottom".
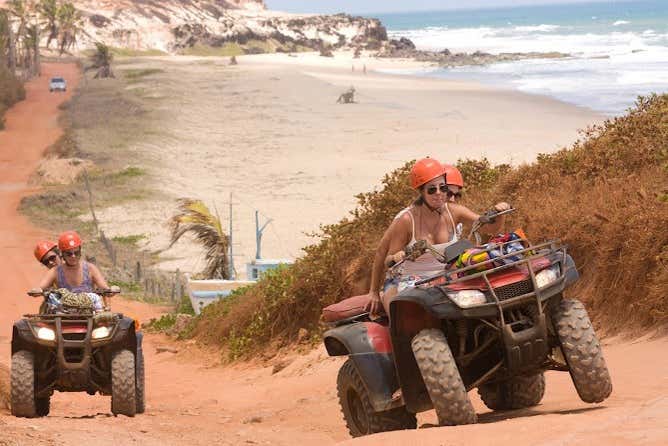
{"left": 179, "top": 40, "right": 314, "bottom": 57}
{"left": 0, "top": 66, "right": 26, "bottom": 130}
{"left": 188, "top": 94, "right": 668, "bottom": 360}
{"left": 112, "top": 234, "right": 147, "bottom": 245}
{"left": 110, "top": 47, "right": 167, "bottom": 57}
{"left": 121, "top": 68, "right": 165, "bottom": 82}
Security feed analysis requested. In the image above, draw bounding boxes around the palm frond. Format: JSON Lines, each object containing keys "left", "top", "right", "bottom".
{"left": 168, "top": 198, "right": 231, "bottom": 279}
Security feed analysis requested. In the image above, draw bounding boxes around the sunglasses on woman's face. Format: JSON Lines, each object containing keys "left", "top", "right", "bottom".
{"left": 42, "top": 254, "right": 58, "bottom": 266}
{"left": 426, "top": 184, "right": 448, "bottom": 195}
{"left": 62, "top": 249, "right": 81, "bottom": 258}
{"left": 447, "top": 190, "right": 462, "bottom": 199}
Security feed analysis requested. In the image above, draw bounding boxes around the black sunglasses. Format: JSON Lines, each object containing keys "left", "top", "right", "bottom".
{"left": 62, "top": 249, "right": 81, "bottom": 258}
{"left": 426, "top": 184, "right": 448, "bottom": 195}
{"left": 41, "top": 254, "right": 58, "bottom": 266}
{"left": 447, "top": 190, "right": 462, "bottom": 199}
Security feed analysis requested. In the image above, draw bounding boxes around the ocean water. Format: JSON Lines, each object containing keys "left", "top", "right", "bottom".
{"left": 375, "top": 0, "right": 668, "bottom": 115}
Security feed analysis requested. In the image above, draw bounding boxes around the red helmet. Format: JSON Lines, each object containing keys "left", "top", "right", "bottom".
{"left": 34, "top": 240, "right": 57, "bottom": 262}
{"left": 442, "top": 164, "right": 464, "bottom": 188}
{"left": 410, "top": 157, "right": 447, "bottom": 190}
{"left": 58, "top": 230, "right": 82, "bottom": 251}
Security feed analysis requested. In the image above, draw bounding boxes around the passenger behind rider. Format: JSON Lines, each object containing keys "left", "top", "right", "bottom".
{"left": 38, "top": 231, "right": 111, "bottom": 310}
{"left": 34, "top": 240, "right": 61, "bottom": 269}
{"left": 365, "top": 157, "right": 510, "bottom": 317}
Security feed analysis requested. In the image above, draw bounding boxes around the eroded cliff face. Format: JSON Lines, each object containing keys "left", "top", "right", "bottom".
{"left": 66, "top": 1, "right": 386, "bottom": 54}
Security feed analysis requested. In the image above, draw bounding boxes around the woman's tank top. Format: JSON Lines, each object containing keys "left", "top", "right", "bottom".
{"left": 393, "top": 204, "right": 459, "bottom": 278}
{"left": 56, "top": 262, "right": 94, "bottom": 293}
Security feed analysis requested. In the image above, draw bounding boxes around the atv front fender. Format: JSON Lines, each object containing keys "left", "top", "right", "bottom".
{"left": 324, "top": 322, "right": 402, "bottom": 412}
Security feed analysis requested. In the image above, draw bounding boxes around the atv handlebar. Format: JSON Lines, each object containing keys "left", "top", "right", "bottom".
{"left": 469, "top": 207, "right": 515, "bottom": 245}
{"left": 27, "top": 285, "right": 121, "bottom": 297}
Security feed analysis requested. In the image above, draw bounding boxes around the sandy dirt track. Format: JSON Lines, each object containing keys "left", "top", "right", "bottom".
{"left": 0, "top": 63, "right": 666, "bottom": 446}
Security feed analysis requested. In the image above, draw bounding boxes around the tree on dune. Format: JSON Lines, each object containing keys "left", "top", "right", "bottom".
{"left": 37, "top": 0, "right": 58, "bottom": 49}
{"left": 167, "top": 198, "right": 232, "bottom": 280}
{"left": 88, "top": 41, "right": 114, "bottom": 78}
{"left": 56, "top": 1, "right": 82, "bottom": 55}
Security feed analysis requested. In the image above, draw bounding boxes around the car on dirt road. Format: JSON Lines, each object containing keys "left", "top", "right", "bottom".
{"left": 10, "top": 286, "right": 145, "bottom": 417}
{"left": 322, "top": 208, "right": 612, "bottom": 437}
{"left": 49, "top": 77, "right": 67, "bottom": 92}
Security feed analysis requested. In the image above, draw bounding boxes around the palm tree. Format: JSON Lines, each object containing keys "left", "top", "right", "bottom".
{"left": 167, "top": 198, "right": 232, "bottom": 280}
{"left": 23, "top": 23, "right": 39, "bottom": 76}
{"left": 88, "top": 41, "right": 114, "bottom": 78}
{"left": 57, "top": 2, "right": 81, "bottom": 55}
{"left": 7, "top": 0, "right": 29, "bottom": 69}
{"left": 37, "top": 0, "right": 58, "bottom": 49}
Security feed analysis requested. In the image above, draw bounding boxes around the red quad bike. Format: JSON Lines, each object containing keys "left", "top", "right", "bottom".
{"left": 10, "top": 286, "right": 145, "bottom": 417}
{"left": 322, "top": 208, "right": 612, "bottom": 437}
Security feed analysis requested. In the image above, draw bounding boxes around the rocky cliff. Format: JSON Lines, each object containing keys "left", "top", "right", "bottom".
{"left": 64, "top": 0, "right": 387, "bottom": 54}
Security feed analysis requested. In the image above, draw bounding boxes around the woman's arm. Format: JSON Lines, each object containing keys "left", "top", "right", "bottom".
{"left": 38, "top": 268, "right": 57, "bottom": 290}
{"left": 366, "top": 215, "right": 410, "bottom": 315}
{"left": 88, "top": 263, "right": 111, "bottom": 308}
{"left": 451, "top": 202, "right": 511, "bottom": 236}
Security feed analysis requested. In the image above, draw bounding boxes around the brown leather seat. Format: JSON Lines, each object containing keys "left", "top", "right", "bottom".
{"left": 322, "top": 294, "right": 371, "bottom": 323}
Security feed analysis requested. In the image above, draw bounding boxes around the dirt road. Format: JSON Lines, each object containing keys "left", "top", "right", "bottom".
{"left": 0, "top": 63, "right": 666, "bottom": 446}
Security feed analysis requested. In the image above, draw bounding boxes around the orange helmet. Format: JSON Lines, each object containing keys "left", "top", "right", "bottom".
{"left": 410, "top": 157, "right": 447, "bottom": 190}
{"left": 58, "top": 230, "right": 82, "bottom": 251}
{"left": 34, "top": 240, "right": 57, "bottom": 262}
{"left": 442, "top": 164, "right": 464, "bottom": 188}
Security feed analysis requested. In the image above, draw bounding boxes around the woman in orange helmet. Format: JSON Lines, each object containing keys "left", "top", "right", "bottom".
{"left": 442, "top": 164, "right": 464, "bottom": 203}
{"left": 38, "top": 231, "right": 111, "bottom": 308}
{"left": 365, "top": 157, "right": 510, "bottom": 316}
{"left": 34, "top": 240, "right": 61, "bottom": 269}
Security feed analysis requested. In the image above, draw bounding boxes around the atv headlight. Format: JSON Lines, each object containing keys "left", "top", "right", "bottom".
{"left": 535, "top": 265, "right": 560, "bottom": 288}
{"left": 92, "top": 326, "right": 111, "bottom": 339}
{"left": 36, "top": 326, "right": 55, "bottom": 341}
{"left": 447, "top": 290, "right": 487, "bottom": 308}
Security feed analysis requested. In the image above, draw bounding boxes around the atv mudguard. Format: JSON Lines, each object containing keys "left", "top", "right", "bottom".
{"left": 11, "top": 319, "right": 40, "bottom": 354}
{"left": 323, "top": 322, "right": 403, "bottom": 412}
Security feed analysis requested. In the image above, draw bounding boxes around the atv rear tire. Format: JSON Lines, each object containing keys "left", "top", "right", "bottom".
{"left": 337, "top": 359, "right": 416, "bottom": 437}
{"left": 11, "top": 351, "right": 37, "bottom": 417}
{"left": 411, "top": 329, "right": 477, "bottom": 425}
{"left": 111, "top": 349, "right": 136, "bottom": 417}
{"left": 551, "top": 298, "right": 612, "bottom": 403}
{"left": 135, "top": 343, "right": 146, "bottom": 414}
{"left": 478, "top": 373, "right": 545, "bottom": 410}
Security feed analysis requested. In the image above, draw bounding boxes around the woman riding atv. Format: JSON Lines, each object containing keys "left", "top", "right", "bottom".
{"left": 365, "top": 157, "right": 510, "bottom": 316}
{"left": 38, "top": 231, "right": 111, "bottom": 309}
{"left": 34, "top": 240, "right": 61, "bottom": 269}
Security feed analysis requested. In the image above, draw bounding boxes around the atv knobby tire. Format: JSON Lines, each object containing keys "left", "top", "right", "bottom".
{"left": 11, "top": 351, "right": 37, "bottom": 417}
{"left": 478, "top": 373, "right": 545, "bottom": 411}
{"left": 111, "top": 349, "right": 136, "bottom": 417}
{"left": 337, "top": 359, "right": 416, "bottom": 437}
{"left": 411, "top": 329, "right": 476, "bottom": 425}
{"left": 551, "top": 298, "right": 612, "bottom": 403}
{"left": 135, "top": 344, "right": 146, "bottom": 414}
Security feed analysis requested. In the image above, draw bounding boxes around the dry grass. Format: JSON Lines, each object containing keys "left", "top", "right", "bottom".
{"left": 192, "top": 94, "right": 668, "bottom": 358}
{"left": 0, "top": 66, "right": 26, "bottom": 129}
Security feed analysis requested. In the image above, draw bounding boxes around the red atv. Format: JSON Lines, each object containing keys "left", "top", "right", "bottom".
{"left": 322, "top": 209, "right": 612, "bottom": 437}
{"left": 10, "top": 286, "right": 145, "bottom": 417}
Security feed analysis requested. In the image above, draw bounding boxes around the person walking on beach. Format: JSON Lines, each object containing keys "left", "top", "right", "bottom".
{"left": 365, "top": 157, "right": 510, "bottom": 316}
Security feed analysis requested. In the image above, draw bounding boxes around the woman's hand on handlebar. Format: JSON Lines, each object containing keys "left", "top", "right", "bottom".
{"left": 493, "top": 202, "right": 511, "bottom": 213}
{"left": 385, "top": 250, "right": 406, "bottom": 268}
{"left": 364, "top": 290, "right": 383, "bottom": 317}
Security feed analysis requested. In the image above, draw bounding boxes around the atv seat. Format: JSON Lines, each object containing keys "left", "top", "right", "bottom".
{"left": 322, "top": 294, "right": 373, "bottom": 323}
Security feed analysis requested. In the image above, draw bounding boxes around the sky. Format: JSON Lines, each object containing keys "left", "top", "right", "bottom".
{"left": 264, "top": 0, "right": 631, "bottom": 14}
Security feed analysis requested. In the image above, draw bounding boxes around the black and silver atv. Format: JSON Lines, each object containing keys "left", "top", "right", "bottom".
{"left": 10, "top": 286, "right": 145, "bottom": 417}
{"left": 322, "top": 209, "right": 612, "bottom": 437}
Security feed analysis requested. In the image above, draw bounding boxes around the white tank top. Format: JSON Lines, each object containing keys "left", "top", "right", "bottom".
{"left": 393, "top": 204, "right": 459, "bottom": 277}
